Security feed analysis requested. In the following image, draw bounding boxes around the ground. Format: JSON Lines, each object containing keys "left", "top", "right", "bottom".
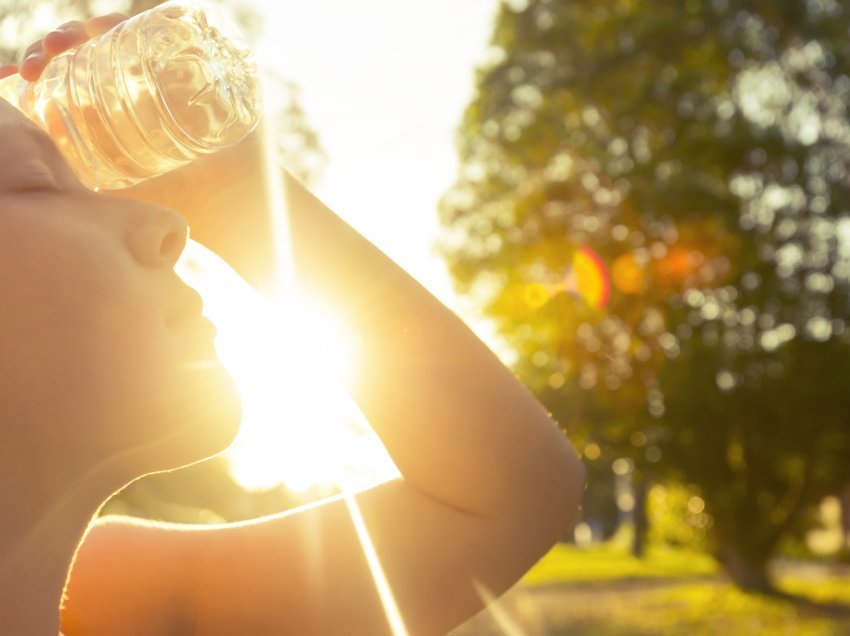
{"left": 449, "top": 545, "right": 850, "bottom": 635}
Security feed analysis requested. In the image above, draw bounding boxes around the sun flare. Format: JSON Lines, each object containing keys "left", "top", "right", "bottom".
{"left": 176, "top": 240, "right": 400, "bottom": 494}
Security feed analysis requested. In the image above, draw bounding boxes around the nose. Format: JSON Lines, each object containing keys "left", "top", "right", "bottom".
{"left": 126, "top": 203, "right": 189, "bottom": 269}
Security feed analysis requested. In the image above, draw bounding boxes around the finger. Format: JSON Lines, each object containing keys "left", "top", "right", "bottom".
{"left": 0, "top": 64, "right": 20, "bottom": 80}
{"left": 19, "top": 39, "right": 47, "bottom": 82}
{"left": 84, "top": 13, "right": 128, "bottom": 38}
{"left": 42, "top": 21, "right": 87, "bottom": 57}
{"left": 23, "top": 38, "right": 45, "bottom": 60}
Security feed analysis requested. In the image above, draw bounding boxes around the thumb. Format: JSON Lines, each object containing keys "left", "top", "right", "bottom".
{"left": 0, "top": 63, "right": 20, "bottom": 80}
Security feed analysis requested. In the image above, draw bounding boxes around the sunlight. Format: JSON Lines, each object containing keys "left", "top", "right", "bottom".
{"left": 169, "top": 62, "right": 398, "bottom": 495}
{"left": 175, "top": 62, "right": 409, "bottom": 636}
{"left": 343, "top": 493, "right": 410, "bottom": 636}
{"left": 471, "top": 580, "right": 527, "bottom": 636}
{"left": 177, "top": 238, "right": 400, "bottom": 493}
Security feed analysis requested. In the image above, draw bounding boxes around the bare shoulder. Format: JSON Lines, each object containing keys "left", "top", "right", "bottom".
{"left": 63, "top": 475, "right": 576, "bottom": 636}
{"left": 62, "top": 515, "right": 199, "bottom": 636}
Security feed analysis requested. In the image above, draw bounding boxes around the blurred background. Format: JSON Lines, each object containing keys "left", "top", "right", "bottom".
{"left": 3, "top": 0, "right": 850, "bottom": 633}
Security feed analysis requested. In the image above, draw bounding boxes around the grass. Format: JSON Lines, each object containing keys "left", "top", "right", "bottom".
{"left": 453, "top": 544, "right": 850, "bottom": 635}
{"left": 521, "top": 542, "right": 717, "bottom": 586}
{"left": 532, "top": 580, "right": 850, "bottom": 636}
{"left": 778, "top": 575, "right": 850, "bottom": 606}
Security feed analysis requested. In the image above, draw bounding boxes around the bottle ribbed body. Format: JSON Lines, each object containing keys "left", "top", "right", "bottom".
{"left": 0, "top": 0, "right": 261, "bottom": 190}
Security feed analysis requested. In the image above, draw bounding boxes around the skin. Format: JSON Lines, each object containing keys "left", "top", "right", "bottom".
{"left": 0, "top": 14, "right": 586, "bottom": 636}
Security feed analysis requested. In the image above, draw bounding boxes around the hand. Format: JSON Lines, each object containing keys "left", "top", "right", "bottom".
{"left": 138, "top": 126, "right": 279, "bottom": 293}
{"left": 0, "top": 14, "right": 128, "bottom": 82}
{"left": 0, "top": 10, "right": 262, "bottom": 218}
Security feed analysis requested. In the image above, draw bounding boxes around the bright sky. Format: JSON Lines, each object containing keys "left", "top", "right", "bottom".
{"left": 252, "top": 0, "right": 501, "bottom": 313}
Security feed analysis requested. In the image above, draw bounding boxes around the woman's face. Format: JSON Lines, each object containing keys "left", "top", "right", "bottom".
{"left": 0, "top": 100, "right": 241, "bottom": 477}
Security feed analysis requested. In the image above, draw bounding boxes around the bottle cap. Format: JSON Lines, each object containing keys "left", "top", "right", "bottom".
{"left": 139, "top": 0, "right": 263, "bottom": 151}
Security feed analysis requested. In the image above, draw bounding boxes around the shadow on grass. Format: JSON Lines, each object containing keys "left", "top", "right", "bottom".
{"left": 452, "top": 575, "right": 850, "bottom": 635}
{"left": 527, "top": 573, "right": 721, "bottom": 593}
{"left": 546, "top": 620, "right": 659, "bottom": 636}
{"left": 765, "top": 588, "right": 850, "bottom": 618}
{"left": 451, "top": 546, "right": 850, "bottom": 635}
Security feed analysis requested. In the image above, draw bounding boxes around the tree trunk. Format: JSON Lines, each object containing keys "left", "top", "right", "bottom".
{"left": 840, "top": 483, "right": 850, "bottom": 548}
{"left": 718, "top": 546, "right": 774, "bottom": 592}
{"left": 631, "top": 474, "right": 649, "bottom": 559}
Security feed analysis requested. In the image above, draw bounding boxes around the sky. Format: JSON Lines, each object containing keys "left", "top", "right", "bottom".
{"left": 251, "top": 0, "right": 501, "bottom": 315}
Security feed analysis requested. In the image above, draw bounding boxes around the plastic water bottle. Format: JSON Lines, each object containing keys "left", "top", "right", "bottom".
{"left": 0, "top": 0, "right": 262, "bottom": 191}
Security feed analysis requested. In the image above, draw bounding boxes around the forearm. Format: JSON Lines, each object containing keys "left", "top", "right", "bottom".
{"left": 281, "top": 171, "right": 584, "bottom": 524}
{"left": 153, "top": 143, "right": 584, "bottom": 524}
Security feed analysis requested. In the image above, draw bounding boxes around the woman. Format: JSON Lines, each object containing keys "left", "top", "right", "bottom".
{"left": 0, "top": 13, "right": 585, "bottom": 636}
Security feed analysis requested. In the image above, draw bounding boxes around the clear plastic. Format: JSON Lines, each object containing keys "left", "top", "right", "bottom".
{"left": 0, "top": 0, "right": 262, "bottom": 191}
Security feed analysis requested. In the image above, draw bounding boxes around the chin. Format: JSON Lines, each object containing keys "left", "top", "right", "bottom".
{"left": 129, "top": 359, "right": 244, "bottom": 476}
{"left": 176, "top": 361, "right": 244, "bottom": 465}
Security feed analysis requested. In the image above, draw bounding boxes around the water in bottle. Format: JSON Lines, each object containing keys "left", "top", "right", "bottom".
{"left": 0, "top": 0, "right": 262, "bottom": 190}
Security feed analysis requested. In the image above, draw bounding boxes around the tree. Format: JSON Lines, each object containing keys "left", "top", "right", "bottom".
{"left": 439, "top": 0, "right": 850, "bottom": 591}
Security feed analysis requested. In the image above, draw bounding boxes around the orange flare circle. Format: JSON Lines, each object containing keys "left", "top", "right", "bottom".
{"left": 612, "top": 252, "right": 647, "bottom": 295}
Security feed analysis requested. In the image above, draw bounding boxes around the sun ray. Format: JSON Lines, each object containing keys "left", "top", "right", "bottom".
{"left": 257, "top": 77, "right": 298, "bottom": 300}
{"left": 177, "top": 66, "right": 410, "bottom": 634}
{"left": 342, "top": 492, "right": 410, "bottom": 636}
{"left": 255, "top": 84, "right": 409, "bottom": 633}
{"left": 471, "top": 579, "right": 529, "bottom": 636}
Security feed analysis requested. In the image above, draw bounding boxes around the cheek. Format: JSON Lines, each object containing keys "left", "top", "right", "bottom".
{"left": 47, "top": 290, "right": 169, "bottom": 421}
{"left": 0, "top": 277, "right": 168, "bottom": 452}
{"left": 74, "top": 293, "right": 242, "bottom": 464}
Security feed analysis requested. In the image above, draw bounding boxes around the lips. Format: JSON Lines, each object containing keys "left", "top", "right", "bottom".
{"left": 176, "top": 314, "right": 219, "bottom": 363}
{"left": 166, "top": 287, "right": 220, "bottom": 361}
{"left": 167, "top": 288, "right": 205, "bottom": 328}
{"left": 191, "top": 315, "right": 218, "bottom": 339}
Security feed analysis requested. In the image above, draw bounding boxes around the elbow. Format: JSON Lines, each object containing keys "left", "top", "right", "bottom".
{"left": 509, "top": 425, "right": 587, "bottom": 545}
{"left": 550, "top": 452, "right": 586, "bottom": 539}
{"left": 506, "top": 450, "right": 585, "bottom": 568}
{"left": 508, "top": 440, "right": 587, "bottom": 538}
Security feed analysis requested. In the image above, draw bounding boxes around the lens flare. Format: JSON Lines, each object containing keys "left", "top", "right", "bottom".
{"left": 551, "top": 246, "right": 611, "bottom": 309}
{"left": 611, "top": 251, "right": 647, "bottom": 295}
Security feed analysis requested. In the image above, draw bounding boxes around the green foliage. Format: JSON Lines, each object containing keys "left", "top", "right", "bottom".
{"left": 647, "top": 482, "right": 711, "bottom": 552}
{"left": 440, "top": 0, "right": 850, "bottom": 588}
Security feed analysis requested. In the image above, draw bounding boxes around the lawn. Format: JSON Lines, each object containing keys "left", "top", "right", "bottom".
{"left": 450, "top": 544, "right": 850, "bottom": 635}
{"left": 520, "top": 543, "right": 718, "bottom": 586}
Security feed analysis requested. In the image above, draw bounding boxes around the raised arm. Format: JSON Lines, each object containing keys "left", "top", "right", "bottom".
{"left": 109, "top": 121, "right": 586, "bottom": 524}
{"left": 284, "top": 168, "right": 585, "bottom": 524}
{"left": 65, "top": 147, "right": 584, "bottom": 635}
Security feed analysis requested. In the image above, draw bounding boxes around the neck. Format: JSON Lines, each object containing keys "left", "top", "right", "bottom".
{"left": 0, "top": 448, "right": 117, "bottom": 636}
